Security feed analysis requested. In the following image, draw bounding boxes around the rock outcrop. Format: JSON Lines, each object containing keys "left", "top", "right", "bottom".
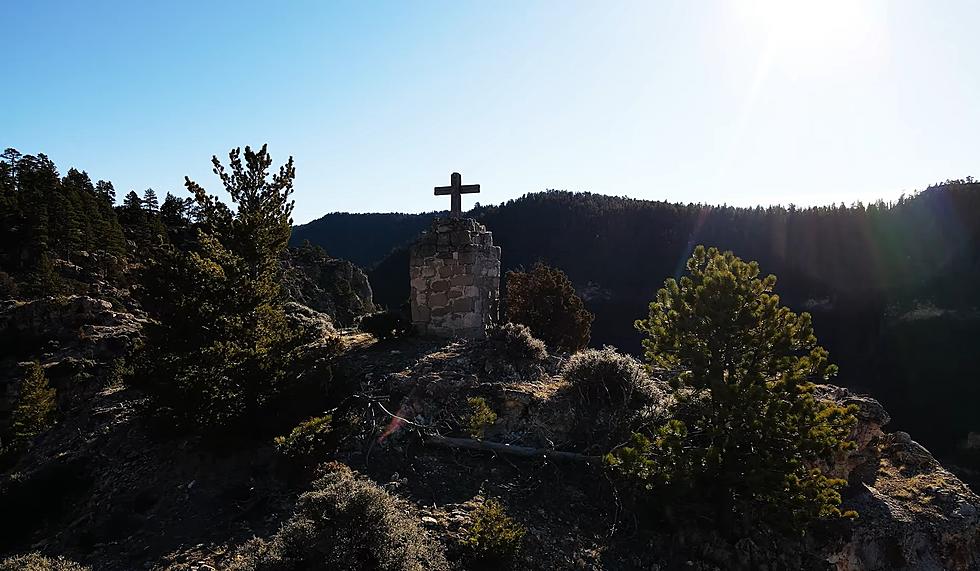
{"left": 282, "top": 246, "right": 375, "bottom": 326}
{"left": 357, "top": 340, "right": 980, "bottom": 570}
{"left": 805, "top": 385, "right": 980, "bottom": 569}
{"left": 0, "top": 296, "right": 144, "bottom": 432}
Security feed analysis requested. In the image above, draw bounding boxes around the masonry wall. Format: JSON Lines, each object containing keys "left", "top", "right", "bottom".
{"left": 409, "top": 218, "right": 500, "bottom": 338}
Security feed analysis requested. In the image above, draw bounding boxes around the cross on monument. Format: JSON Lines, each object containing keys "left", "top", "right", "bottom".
{"left": 434, "top": 172, "right": 480, "bottom": 219}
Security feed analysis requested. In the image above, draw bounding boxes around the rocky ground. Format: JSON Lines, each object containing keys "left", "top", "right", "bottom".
{"left": 0, "top": 298, "right": 978, "bottom": 570}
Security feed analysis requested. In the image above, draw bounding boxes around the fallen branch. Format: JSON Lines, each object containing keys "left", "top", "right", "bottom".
{"left": 424, "top": 435, "right": 601, "bottom": 463}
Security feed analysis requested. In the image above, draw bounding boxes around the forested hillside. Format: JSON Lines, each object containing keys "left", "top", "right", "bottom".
{"left": 292, "top": 212, "right": 437, "bottom": 268}
{"left": 297, "top": 183, "right": 980, "bottom": 475}
{"left": 2, "top": 146, "right": 979, "bottom": 569}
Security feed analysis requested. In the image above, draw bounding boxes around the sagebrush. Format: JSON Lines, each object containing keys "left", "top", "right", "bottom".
{"left": 485, "top": 322, "right": 548, "bottom": 361}
{"left": 228, "top": 462, "right": 448, "bottom": 571}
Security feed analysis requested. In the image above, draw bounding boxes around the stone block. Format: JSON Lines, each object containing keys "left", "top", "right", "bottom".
{"left": 452, "top": 297, "right": 475, "bottom": 313}
{"left": 448, "top": 288, "right": 463, "bottom": 299}
{"left": 431, "top": 306, "right": 448, "bottom": 318}
{"left": 462, "top": 312, "right": 482, "bottom": 328}
{"left": 430, "top": 292, "right": 448, "bottom": 307}
{"left": 451, "top": 230, "right": 472, "bottom": 246}
{"left": 410, "top": 278, "right": 427, "bottom": 291}
{"left": 421, "top": 267, "right": 436, "bottom": 278}
{"left": 438, "top": 266, "right": 453, "bottom": 278}
{"left": 451, "top": 274, "right": 474, "bottom": 286}
{"left": 412, "top": 305, "right": 430, "bottom": 322}
{"left": 431, "top": 280, "right": 449, "bottom": 293}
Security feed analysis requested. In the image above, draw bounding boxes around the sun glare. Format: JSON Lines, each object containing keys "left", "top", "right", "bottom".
{"left": 737, "top": 0, "right": 886, "bottom": 74}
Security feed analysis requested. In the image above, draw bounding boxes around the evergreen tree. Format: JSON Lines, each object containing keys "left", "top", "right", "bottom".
{"left": 121, "top": 190, "right": 143, "bottom": 214}
{"left": 610, "top": 246, "right": 857, "bottom": 533}
{"left": 119, "top": 189, "right": 165, "bottom": 253}
{"left": 159, "top": 191, "right": 194, "bottom": 245}
{"left": 142, "top": 188, "right": 159, "bottom": 213}
{"left": 505, "top": 262, "right": 593, "bottom": 352}
{"left": 95, "top": 180, "right": 116, "bottom": 205}
{"left": 136, "top": 145, "right": 303, "bottom": 431}
{"left": 9, "top": 362, "right": 57, "bottom": 447}
{"left": 0, "top": 149, "right": 20, "bottom": 273}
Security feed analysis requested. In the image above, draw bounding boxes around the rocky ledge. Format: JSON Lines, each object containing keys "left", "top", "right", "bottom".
{"left": 0, "top": 296, "right": 145, "bottom": 433}
{"left": 345, "top": 338, "right": 980, "bottom": 570}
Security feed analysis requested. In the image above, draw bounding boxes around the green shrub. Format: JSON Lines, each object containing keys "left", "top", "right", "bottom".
{"left": 613, "top": 246, "right": 858, "bottom": 533}
{"left": 0, "top": 552, "right": 89, "bottom": 571}
{"left": 561, "top": 346, "right": 662, "bottom": 408}
{"left": 504, "top": 262, "right": 593, "bottom": 352}
{"left": 274, "top": 414, "right": 335, "bottom": 461}
{"left": 464, "top": 499, "right": 526, "bottom": 566}
{"left": 485, "top": 322, "right": 548, "bottom": 361}
{"left": 9, "top": 362, "right": 57, "bottom": 446}
{"left": 228, "top": 462, "right": 448, "bottom": 571}
{"left": 360, "top": 310, "right": 411, "bottom": 341}
{"left": 465, "top": 397, "right": 497, "bottom": 439}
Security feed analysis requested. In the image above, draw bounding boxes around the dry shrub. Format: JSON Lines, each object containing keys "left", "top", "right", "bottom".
{"left": 0, "top": 552, "right": 89, "bottom": 571}
{"left": 228, "top": 462, "right": 448, "bottom": 571}
{"left": 561, "top": 346, "right": 663, "bottom": 408}
{"left": 485, "top": 322, "right": 548, "bottom": 361}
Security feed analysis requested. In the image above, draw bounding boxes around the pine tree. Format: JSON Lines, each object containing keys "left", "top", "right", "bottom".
{"left": 121, "top": 190, "right": 143, "bottom": 214}
{"left": 136, "top": 145, "right": 303, "bottom": 431}
{"left": 119, "top": 189, "right": 164, "bottom": 254}
{"left": 611, "top": 246, "right": 857, "bottom": 533}
{"left": 95, "top": 180, "right": 116, "bottom": 205}
{"left": 9, "top": 362, "right": 57, "bottom": 446}
{"left": 142, "top": 188, "right": 159, "bottom": 213}
{"left": 0, "top": 149, "right": 21, "bottom": 273}
{"left": 159, "top": 192, "right": 193, "bottom": 245}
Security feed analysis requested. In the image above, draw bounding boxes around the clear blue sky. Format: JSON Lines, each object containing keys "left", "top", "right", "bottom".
{"left": 3, "top": 1, "right": 978, "bottom": 223}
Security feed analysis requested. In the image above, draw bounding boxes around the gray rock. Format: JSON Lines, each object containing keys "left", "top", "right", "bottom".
{"left": 282, "top": 247, "right": 375, "bottom": 326}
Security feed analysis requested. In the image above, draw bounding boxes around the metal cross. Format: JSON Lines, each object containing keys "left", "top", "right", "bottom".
{"left": 434, "top": 172, "right": 480, "bottom": 219}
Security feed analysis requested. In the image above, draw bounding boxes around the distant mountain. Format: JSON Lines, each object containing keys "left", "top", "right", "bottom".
{"left": 295, "top": 183, "right": 980, "bottom": 477}
{"left": 291, "top": 211, "right": 440, "bottom": 269}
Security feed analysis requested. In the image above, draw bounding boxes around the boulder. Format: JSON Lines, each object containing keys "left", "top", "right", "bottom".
{"left": 0, "top": 296, "right": 145, "bottom": 432}
{"left": 819, "top": 386, "right": 980, "bottom": 570}
{"left": 282, "top": 247, "right": 375, "bottom": 326}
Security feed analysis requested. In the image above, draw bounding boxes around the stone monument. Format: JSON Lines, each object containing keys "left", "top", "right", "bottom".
{"left": 410, "top": 173, "right": 500, "bottom": 338}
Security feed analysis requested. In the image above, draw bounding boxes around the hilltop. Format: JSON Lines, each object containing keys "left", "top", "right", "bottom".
{"left": 294, "top": 184, "right": 980, "bottom": 484}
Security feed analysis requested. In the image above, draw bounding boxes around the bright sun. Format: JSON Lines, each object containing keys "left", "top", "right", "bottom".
{"left": 736, "top": 0, "right": 886, "bottom": 74}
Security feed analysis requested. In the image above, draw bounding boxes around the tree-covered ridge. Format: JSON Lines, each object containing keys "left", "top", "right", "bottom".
{"left": 0, "top": 149, "right": 126, "bottom": 295}
{"left": 291, "top": 211, "right": 437, "bottom": 269}
{"left": 0, "top": 147, "right": 203, "bottom": 297}
{"left": 477, "top": 182, "right": 980, "bottom": 302}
